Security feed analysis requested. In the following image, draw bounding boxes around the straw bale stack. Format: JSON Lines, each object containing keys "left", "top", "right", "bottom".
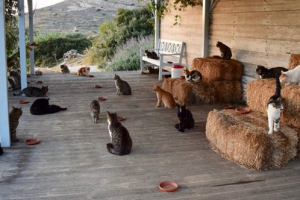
{"left": 162, "top": 78, "right": 216, "bottom": 105}
{"left": 191, "top": 57, "right": 243, "bottom": 82}
{"left": 206, "top": 109, "right": 298, "bottom": 171}
{"left": 211, "top": 81, "right": 243, "bottom": 103}
{"left": 247, "top": 79, "right": 300, "bottom": 129}
{"left": 289, "top": 54, "right": 300, "bottom": 69}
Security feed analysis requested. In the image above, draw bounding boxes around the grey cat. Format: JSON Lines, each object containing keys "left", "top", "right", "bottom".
{"left": 13, "top": 86, "right": 48, "bottom": 97}
{"left": 90, "top": 100, "right": 100, "bottom": 123}
{"left": 106, "top": 111, "right": 132, "bottom": 156}
{"left": 114, "top": 74, "right": 132, "bottom": 95}
{"left": 8, "top": 71, "right": 21, "bottom": 91}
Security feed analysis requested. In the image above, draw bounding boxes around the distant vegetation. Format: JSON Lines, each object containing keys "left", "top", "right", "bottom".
{"left": 34, "top": 33, "right": 92, "bottom": 67}
{"left": 84, "top": 7, "right": 154, "bottom": 70}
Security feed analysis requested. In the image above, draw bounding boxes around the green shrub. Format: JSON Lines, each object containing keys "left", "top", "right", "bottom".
{"left": 105, "top": 35, "right": 153, "bottom": 71}
{"left": 84, "top": 7, "right": 153, "bottom": 68}
{"left": 35, "top": 33, "right": 92, "bottom": 67}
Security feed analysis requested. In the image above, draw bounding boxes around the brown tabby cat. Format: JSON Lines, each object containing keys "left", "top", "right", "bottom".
{"left": 216, "top": 41, "right": 232, "bottom": 60}
{"left": 152, "top": 84, "right": 176, "bottom": 108}
{"left": 77, "top": 66, "right": 90, "bottom": 76}
{"left": 60, "top": 64, "right": 70, "bottom": 73}
{"left": 114, "top": 74, "right": 132, "bottom": 95}
{"left": 13, "top": 86, "right": 48, "bottom": 97}
{"left": 9, "top": 106, "right": 23, "bottom": 142}
{"left": 90, "top": 100, "right": 100, "bottom": 123}
{"left": 106, "top": 111, "right": 132, "bottom": 156}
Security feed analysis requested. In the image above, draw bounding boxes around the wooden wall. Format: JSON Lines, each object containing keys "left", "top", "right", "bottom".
{"left": 160, "top": 0, "right": 202, "bottom": 67}
{"left": 210, "top": 0, "right": 300, "bottom": 98}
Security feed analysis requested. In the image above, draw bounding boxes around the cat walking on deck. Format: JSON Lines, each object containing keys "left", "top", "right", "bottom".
{"left": 90, "top": 100, "right": 100, "bottom": 123}
{"left": 106, "top": 111, "right": 132, "bottom": 156}
{"left": 267, "top": 77, "right": 283, "bottom": 135}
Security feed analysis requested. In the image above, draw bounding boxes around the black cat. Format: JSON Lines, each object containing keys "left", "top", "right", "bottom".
{"left": 256, "top": 65, "right": 288, "bottom": 79}
{"left": 30, "top": 98, "right": 67, "bottom": 115}
{"left": 145, "top": 50, "right": 159, "bottom": 60}
{"left": 0, "top": 143, "right": 3, "bottom": 156}
{"left": 175, "top": 103, "right": 195, "bottom": 132}
{"left": 216, "top": 41, "right": 232, "bottom": 60}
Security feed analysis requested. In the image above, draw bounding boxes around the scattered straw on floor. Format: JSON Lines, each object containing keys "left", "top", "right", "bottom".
{"left": 206, "top": 109, "right": 298, "bottom": 171}
{"left": 289, "top": 54, "right": 300, "bottom": 69}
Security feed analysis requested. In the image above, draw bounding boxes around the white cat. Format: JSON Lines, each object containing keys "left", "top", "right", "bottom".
{"left": 267, "top": 77, "right": 283, "bottom": 135}
{"left": 279, "top": 65, "right": 300, "bottom": 85}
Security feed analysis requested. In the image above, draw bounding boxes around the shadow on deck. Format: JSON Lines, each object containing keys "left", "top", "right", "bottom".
{"left": 1, "top": 71, "right": 300, "bottom": 199}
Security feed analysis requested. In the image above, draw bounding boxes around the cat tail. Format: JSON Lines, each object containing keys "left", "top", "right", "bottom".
{"left": 275, "top": 76, "right": 281, "bottom": 97}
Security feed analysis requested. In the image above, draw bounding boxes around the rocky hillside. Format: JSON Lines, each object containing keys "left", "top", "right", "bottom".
{"left": 28, "top": 0, "right": 145, "bottom": 35}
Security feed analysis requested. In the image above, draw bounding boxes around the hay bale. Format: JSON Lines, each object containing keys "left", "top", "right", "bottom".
{"left": 206, "top": 109, "right": 298, "bottom": 171}
{"left": 289, "top": 54, "right": 300, "bottom": 69}
{"left": 247, "top": 79, "right": 300, "bottom": 129}
{"left": 191, "top": 57, "right": 243, "bottom": 82}
{"left": 162, "top": 78, "right": 216, "bottom": 105}
{"left": 211, "top": 81, "right": 243, "bottom": 103}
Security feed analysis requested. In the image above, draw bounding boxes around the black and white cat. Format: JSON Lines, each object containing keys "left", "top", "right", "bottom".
{"left": 256, "top": 65, "right": 288, "bottom": 79}
{"left": 183, "top": 68, "right": 202, "bottom": 83}
{"left": 267, "top": 77, "right": 283, "bottom": 135}
{"left": 175, "top": 103, "right": 195, "bottom": 132}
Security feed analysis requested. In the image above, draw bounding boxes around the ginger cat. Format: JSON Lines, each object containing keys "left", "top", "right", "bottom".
{"left": 77, "top": 66, "right": 90, "bottom": 76}
{"left": 152, "top": 84, "right": 176, "bottom": 108}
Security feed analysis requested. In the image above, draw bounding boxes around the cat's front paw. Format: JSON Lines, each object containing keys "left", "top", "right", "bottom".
{"left": 268, "top": 131, "right": 273, "bottom": 135}
{"left": 274, "top": 128, "right": 279, "bottom": 132}
{"left": 178, "top": 128, "right": 185, "bottom": 133}
{"left": 175, "top": 124, "right": 179, "bottom": 129}
{"left": 106, "top": 143, "right": 113, "bottom": 149}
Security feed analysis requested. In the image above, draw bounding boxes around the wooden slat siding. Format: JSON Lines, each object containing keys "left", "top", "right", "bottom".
{"left": 1, "top": 72, "right": 300, "bottom": 199}
{"left": 160, "top": 0, "right": 202, "bottom": 67}
{"left": 210, "top": 0, "right": 300, "bottom": 99}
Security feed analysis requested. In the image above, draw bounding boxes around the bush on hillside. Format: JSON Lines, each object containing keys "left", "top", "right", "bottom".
{"left": 84, "top": 7, "right": 153, "bottom": 68}
{"left": 105, "top": 36, "right": 153, "bottom": 71}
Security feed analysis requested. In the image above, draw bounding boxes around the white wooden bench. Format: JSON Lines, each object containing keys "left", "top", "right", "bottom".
{"left": 140, "top": 39, "right": 185, "bottom": 81}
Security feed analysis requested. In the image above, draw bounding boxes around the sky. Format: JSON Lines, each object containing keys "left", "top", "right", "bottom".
{"left": 24, "top": 0, "right": 65, "bottom": 12}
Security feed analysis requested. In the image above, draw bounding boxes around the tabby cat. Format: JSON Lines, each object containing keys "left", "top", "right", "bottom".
{"left": 183, "top": 68, "right": 202, "bottom": 83}
{"left": 77, "top": 66, "right": 90, "bottom": 76}
{"left": 279, "top": 65, "right": 300, "bottom": 85}
{"left": 114, "top": 74, "right": 132, "bottom": 95}
{"left": 256, "top": 65, "right": 288, "bottom": 79}
{"left": 8, "top": 71, "right": 21, "bottom": 91}
{"left": 267, "top": 77, "right": 283, "bottom": 135}
{"left": 9, "top": 106, "right": 23, "bottom": 142}
{"left": 13, "top": 86, "right": 48, "bottom": 97}
{"left": 60, "top": 64, "right": 70, "bottom": 73}
{"left": 106, "top": 111, "right": 132, "bottom": 156}
{"left": 35, "top": 69, "right": 43, "bottom": 76}
{"left": 152, "top": 84, "right": 176, "bottom": 108}
{"left": 175, "top": 103, "right": 195, "bottom": 132}
{"left": 30, "top": 98, "right": 67, "bottom": 115}
{"left": 216, "top": 41, "right": 232, "bottom": 60}
{"left": 90, "top": 100, "right": 100, "bottom": 123}
{"left": 147, "top": 66, "right": 159, "bottom": 74}
{"left": 145, "top": 50, "right": 159, "bottom": 60}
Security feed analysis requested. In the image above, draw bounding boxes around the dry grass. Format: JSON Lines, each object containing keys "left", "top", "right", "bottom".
{"left": 191, "top": 57, "right": 243, "bottom": 82}
{"left": 247, "top": 79, "right": 300, "bottom": 129}
{"left": 289, "top": 54, "right": 300, "bottom": 69}
{"left": 206, "top": 109, "right": 298, "bottom": 171}
{"left": 211, "top": 81, "right": 243, "bottom": 103}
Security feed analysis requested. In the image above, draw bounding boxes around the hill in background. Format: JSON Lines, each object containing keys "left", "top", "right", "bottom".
{"left": 27, "top": 0, "right": 144, "bottom": 35}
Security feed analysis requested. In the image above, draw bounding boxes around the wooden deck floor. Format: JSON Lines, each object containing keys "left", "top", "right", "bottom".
{"left": 1, "top": 71, "right": 300, "bottom": 200}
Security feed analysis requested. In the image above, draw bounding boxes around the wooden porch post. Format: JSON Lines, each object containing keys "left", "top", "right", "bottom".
{"left": 154, "top": 0, "right": 160, "bottom": 49}
{"left": 201, "top": 0, "right": 210, "bottom": 57}
{"left": 28, "top": 0, "right": 35, "bottom": 75}
{"left": 0, "top": 0, "right": 11, "bottom": 147}
{"left": 18, "top": 0, "right": 27, "bottom": 89}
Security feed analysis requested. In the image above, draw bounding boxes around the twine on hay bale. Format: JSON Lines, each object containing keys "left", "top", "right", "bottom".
{"left": 289, "top": 54, "right": 300, "bottom": 70}
{"left": 247, "top": 79, "right": 300, "bottom": 129}
{"left": 162, "top": 78, "right": 216, "bottom": 105}
{"left": 206, "top": 109, "right": 298, "bottom": 171}
{"left": 191, "top": 57, "right": 243, "bottom": 83}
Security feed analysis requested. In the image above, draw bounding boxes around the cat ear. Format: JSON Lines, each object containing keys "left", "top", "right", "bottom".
{"left": 12, "top": 106, "right": 15, "bottom": 109}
